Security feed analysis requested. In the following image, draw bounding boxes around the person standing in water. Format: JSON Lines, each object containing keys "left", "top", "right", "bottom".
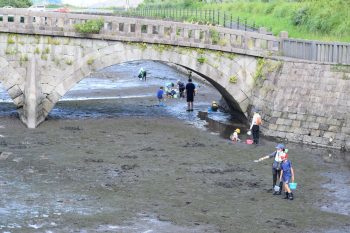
{"left": 138, "top": 67, "right": 146, "bottom": 81}
{"left": 185, "top": 78, "right": 196, "bottom": 111}
{"left": 157, "top": 86, "right": 164, "bottom": 106}
{"left": 177, "top": 80, "right": 185, "bottom": 98}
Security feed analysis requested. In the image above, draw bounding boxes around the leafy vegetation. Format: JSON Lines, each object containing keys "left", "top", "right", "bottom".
{"left": 197, "top": 56, "right": 207, "bottom": 64}
{"left": 74, "top": 18, "right": 104, "bottom": 34}
{"left": 0, "top": 0, "right": 31, "bottom": 8}
{"left": 229, "top": 75, "right": 238, "bottom": 84}
{"left": 139, "top": 0, "right": 350, "bottom": 42}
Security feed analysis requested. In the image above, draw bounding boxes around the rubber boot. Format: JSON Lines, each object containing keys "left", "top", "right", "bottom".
{"left": 288, "top": 192, "right": 294, "bottom": 200}
{"left": 283, "top": 192, "right": 289, "bottom": 199}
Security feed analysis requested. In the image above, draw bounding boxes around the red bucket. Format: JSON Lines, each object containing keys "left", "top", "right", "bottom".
{"left": 246, "top": 139, "right": 253, "bottom": 144}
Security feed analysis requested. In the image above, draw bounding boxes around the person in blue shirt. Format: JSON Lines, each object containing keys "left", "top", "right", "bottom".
{"left": 254, "top": 143, "right": 286, "bottom": 195}
{"left": 280, "top": 153, "right": 295, "bottom": 200}
{"left": 157, "top": 86, "right": 164, "bottom": 106}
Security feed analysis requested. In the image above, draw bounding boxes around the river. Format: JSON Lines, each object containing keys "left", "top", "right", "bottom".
{"left": 0, "top": 61, "right": 349, "bottom": 233}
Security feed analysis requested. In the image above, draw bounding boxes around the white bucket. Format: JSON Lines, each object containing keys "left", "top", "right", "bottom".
{"left": 274, "top": 185, "right": 280, "bottom": 192}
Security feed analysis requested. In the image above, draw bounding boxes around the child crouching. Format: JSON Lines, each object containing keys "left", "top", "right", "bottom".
{"left": 230, "top": 128, "right": 241, "bottom": 142}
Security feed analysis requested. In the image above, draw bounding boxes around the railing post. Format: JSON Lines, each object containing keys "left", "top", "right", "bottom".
{"left": 217, "top": 11, "right": 220, "bottom": 25}
{"left": 332, "top": 44, "right": 338, "bottom": 63}
{"left": 279, "top": 31, "right": 289, "bottom": 56}
{"left": 224, "top": 12, "right": 226, "bottom": 28}
{"left": 237, "top": 16, "right": 239, "bottom": 30}
{"left": 311, "top": 41, "right": 317, "bottom": 61}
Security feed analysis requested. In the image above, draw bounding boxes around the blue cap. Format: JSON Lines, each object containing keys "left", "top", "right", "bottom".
{"left": 275, "top": 143, "right": 285, "bottom": 150}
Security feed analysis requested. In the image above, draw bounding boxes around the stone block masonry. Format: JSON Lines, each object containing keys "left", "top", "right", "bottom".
{"left": 253, "top": 60, "right": 350, "bottom": 150}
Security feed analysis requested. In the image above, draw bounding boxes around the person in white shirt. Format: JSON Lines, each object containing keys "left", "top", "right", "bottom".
{"left": 250, "top": 111, "right": 262, "bottom": 144}
{"left": 230, "top": 128, "right": 241, "bottom": 142}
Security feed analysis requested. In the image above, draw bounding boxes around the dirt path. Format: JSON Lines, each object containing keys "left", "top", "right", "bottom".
{"left": 0, "top": 109, "right": 349, "bottom": 232}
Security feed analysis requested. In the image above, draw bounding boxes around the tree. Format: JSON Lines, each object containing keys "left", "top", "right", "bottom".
{"left": 0, "top": 0, "right": 32, "bottom": 8}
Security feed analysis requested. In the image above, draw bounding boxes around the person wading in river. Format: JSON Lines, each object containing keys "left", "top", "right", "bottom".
{"left": 185, "top": 78, "right": 196, "bottom": 112}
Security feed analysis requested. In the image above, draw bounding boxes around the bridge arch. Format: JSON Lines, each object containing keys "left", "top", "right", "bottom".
{"left": 43, "top": 42, "right": 257, "bottom": 123}
{"left": 0, "top": 57, "right": 26, "bottom": 118}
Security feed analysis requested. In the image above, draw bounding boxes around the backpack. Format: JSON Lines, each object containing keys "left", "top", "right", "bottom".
{"left": 256, "top": 116, "right": 262, "bottom": 125}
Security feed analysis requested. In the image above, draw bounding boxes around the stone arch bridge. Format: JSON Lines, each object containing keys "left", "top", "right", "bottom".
{"left": 0, "top": 9, "right": 349, "bottom": 150}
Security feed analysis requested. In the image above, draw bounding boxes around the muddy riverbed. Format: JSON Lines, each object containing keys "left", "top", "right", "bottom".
{"left": 0, "top": 61, "right": 349, "bottom": 233}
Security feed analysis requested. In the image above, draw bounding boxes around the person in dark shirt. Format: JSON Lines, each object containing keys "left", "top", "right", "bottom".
{"left": 185, "top": 78, "right": 196, "bottom": 111}
{"left": 177, "top": 80, "right": 185, "bottom": 98}
{"left": 254, "top": 143, "right": 286, "bottom": 195}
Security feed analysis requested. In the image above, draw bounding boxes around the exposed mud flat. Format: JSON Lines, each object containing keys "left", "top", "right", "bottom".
{"left": 0, "top": 112, "right": 349, "bottom": 233}
{"left": 0, "top": 61, "right": 349, "bottom": 232}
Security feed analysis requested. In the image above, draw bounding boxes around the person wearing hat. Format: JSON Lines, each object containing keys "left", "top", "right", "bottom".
{"left": 250, "top": 111, "right": 262, "bottom": 144}
{"left": 230, "top": 128, "right": 241, "bottom": 142}
{"left": 254, "top": 143, "right": 286, "bottom": 195}
{"left": 211, "top": 101, "right": 219, "bottom": 112}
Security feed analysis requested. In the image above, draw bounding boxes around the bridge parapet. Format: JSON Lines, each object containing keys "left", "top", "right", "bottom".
{"left": 0, "top": 8, "right": 280, "bottom": 58}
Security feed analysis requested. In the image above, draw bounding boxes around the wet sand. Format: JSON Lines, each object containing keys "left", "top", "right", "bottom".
{"left": 0, "top": 97, "right": 350, "bottom": 233}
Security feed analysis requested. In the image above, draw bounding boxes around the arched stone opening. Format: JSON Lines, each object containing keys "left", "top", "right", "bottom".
{"left": 43, "top": 43, "right": 256, "bottom": 126}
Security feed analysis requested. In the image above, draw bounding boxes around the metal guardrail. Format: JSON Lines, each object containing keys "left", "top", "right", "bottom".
{"left": 113, "top": 8, "right": 264, "bottom": 33}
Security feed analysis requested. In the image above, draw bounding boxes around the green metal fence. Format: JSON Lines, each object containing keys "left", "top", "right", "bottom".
{"left": 112, "top": 7, "right": 268, "bottom": 33}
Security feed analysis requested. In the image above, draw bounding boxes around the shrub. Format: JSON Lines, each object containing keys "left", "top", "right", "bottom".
{"left": 209, "top": 28, "right": 220, "bottom": 45}
{"left": 229, "top": 75, "right": 238, "bottom": 84}
{"left": 74, "top": 18, "right": 104, "bottom": 34}
{"left": 292, "top": 7, "right": 309, "bottom": 26}
{"left": 87, "top": 58, "right": 94, "bottom": 65}
{"left": 197, "top": 56, "right": 207, "bottom": 64}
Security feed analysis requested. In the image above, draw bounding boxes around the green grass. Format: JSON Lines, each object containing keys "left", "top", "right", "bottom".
{"left": 139, "top": 0, "right": 350, "bottom": 42}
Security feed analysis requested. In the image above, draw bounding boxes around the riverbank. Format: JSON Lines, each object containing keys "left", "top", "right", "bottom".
{"left": 0, "top": 106, "right": 349, "bottom": 232}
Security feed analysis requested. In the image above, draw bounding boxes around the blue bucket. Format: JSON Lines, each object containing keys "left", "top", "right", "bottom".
{"left": 289, "top": 182, "right": 297, "bottom": 190}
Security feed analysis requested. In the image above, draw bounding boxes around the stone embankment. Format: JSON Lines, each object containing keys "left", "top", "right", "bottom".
{"left": 253, "top": 60, "right": 350, "bottom": 150}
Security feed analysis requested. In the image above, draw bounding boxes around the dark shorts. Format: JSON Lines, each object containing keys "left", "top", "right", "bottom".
{"left": 187, "top": 95, "right": 194, "bottom": 102}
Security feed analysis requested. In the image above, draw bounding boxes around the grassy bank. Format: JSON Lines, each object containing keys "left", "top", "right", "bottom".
{"left": 139, "top": 0, "right": 350, "bottom": 42}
